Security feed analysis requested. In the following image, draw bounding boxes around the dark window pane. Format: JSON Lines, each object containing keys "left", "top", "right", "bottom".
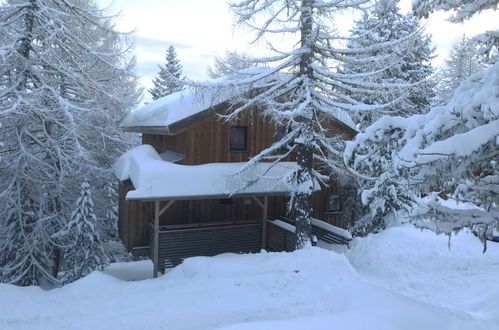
{"left": 230, "top": 126, "right": 248, "bottom": 151}
{"left": 327, "top": 195, "right": 342, "bottom": 213}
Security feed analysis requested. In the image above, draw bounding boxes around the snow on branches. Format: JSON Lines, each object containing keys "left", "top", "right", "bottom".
{"left": 59, "top": 180, "right": 108, "bottom": 284}
{"left": 0, "top": 0, "right": 138, "bottom": 286}
{"left": 412, "top": 0, "right": 499, "bottom": 22}
{"left": 344, "top": 0, "right": 435, "bottom": 128}
{"left": 345, "top": 61, "right": 499, "bottom": 241}
{"left": 186, "top": 0, "right": 418, "bottom": 248}
{"left": 149, "top": 45, "right": 184, "bottom": 100}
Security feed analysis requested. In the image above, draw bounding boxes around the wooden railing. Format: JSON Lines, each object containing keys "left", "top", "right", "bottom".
{"left": 149, "top": 222, "right": 262, "bottom": 271}
{"left": 267, "top": 217, "right": 352, "bottom": 252}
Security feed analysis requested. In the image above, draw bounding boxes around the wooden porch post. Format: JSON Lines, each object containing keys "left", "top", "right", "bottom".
{"left": 262, "top": 196, "right": 268, "bottom": 249}
{"left": 153, "top": 200, "right": 159, "bottom": 278}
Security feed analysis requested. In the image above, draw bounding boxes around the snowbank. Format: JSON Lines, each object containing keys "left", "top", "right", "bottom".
{"left": 1, "top": 226, "right": 498, "bottom": 330}
{"left": 113, "top": 144, "right": 296, "bottom": 199}
{"left": 347, "top": 224, "right": 499, "bottom": 320}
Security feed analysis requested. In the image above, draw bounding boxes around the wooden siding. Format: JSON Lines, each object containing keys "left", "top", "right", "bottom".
{"left": 142, "top": 108, "right": 354, "bottom": 166}
{"left": 142, "top": 108, "right": 282, "bottom": 165}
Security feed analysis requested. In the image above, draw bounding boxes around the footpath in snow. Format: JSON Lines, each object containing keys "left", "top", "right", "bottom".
{"left": 1, "top": 225, "right": 498, "bottom": 330}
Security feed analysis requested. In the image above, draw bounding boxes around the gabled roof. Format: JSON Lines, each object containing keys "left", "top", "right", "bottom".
{"left": 121, "top": 77, "right": 358, "bottom": 134}
{"left": 113, "top": 145, "right": 298, "bottom": 200}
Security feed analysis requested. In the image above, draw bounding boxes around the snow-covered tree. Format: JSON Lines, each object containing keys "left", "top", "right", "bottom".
{"left": 435, "top": 36, "right": 485, "bottom": 104}
{"left": 413, "top": 0, "right": 498, "bottom": 63}
{"left": 148, "top": 45, "right": 184, "bottom": 100}
{"left": 412, "top": 0, "right": 498, "bottom": 22}
{"left": 207, "top": 50, "right": 254, "bottom": 79}
{"left": 344, "top": 0, "right": 434, "bottom": 128}
{"left": 195, "top": 0, "right": 413, "bottom": 248}
{"left": 346, "top": 0, "right": 498, "bottom": 246}
{"left": 60, "top": 180, "right": 108, "bottom": 284}
{"left": 102, "top": 181, "right": 119, "bottom": 240}
{"left": 0, "top": 0, "right": 138, "bottom": 286}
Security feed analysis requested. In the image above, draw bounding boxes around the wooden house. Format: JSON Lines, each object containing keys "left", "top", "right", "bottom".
{"left": 114, "top": 86, "right": 357, "bottom": 276}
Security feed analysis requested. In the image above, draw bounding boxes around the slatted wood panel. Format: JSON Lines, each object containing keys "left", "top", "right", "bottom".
{"left": 266, "top": 221, "right": 296, "bottom": 252}
{"left": 150, "top": 223, "right": 262, "bottom": 271}
{"left": 311, "top": 223, "right": 351, "bottom": 245}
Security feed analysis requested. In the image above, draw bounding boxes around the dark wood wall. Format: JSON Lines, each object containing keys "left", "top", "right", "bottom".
{"left": 142, "top": 108, "right": 281, "bottom": 165}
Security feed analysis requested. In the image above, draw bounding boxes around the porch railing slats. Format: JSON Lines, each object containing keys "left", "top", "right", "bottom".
{"left": 150, "top": 223, "right": 262, "bottom": 271}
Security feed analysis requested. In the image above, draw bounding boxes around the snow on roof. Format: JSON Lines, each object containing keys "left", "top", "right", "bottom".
{"left": 121, "top": 72, "right": 357, "bottom": 132}
{"left": 120, "top": 87, "right": 227, "bottom": 129}
{"left": 113, "top": 145, "right": 296, "bottom": 200}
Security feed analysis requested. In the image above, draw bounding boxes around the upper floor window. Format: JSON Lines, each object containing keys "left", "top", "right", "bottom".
{"left": 230, "top": 126, "right": 248, "bottom": 152}
{"left": 326, "top": 194, "right": 342, "bottom": 213}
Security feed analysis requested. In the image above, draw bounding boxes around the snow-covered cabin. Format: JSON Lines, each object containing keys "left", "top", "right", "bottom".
{"left": 114, "top": 86, "right": 357, "bottom": 276}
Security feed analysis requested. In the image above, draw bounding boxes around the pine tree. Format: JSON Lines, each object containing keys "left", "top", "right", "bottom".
{"left": 197, "top": 0, "right": 412, "bottom": 248}
{"left": 61, "top": 180, "right": 108, "bottom": 284}
{"left": 346, "top": 0, "right": 498, "bottom": 246}
{"left": 344, "top": 0, "right": 434, "bottom": 129}
{"left": 102, "top": 181, "right": 119, "bottom": 240}
{"left": 435, "top": 36, "right": 484, "bottom": 104}
{"left": 148, "top": 45, "right": 184, "bottom": 99}
{"left": 0, "top": 0, "right": 138, "bottom": 286}
{"left": 207, "top": 51, "right": 254, "bottom": 79}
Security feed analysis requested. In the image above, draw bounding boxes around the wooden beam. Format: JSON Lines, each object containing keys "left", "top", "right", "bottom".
{"left": 153, "top": 200, "right": 159, "bottom": 278}
{"left": 159, "top": 200, "right": 176, "bottom": 217}
{"left": 252, "top": 196, "right": 264, "bottom": 210}
{"left": 261, "top": 196, "right": 268, "bottom": 250}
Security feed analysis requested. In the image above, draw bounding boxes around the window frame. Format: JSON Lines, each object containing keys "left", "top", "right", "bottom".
{"left": 326, "top": 194, "right": 342, "bottom": 214}
{"left": 229, "top": 125, "right": 248, "bottom": 152}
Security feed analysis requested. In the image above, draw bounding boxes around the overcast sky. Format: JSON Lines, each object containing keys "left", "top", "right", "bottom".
{"left": 104, "top": 0, "right": 498, "bottom": 104}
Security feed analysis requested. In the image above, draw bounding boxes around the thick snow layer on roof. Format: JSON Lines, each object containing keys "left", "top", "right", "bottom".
{"left": 113, "top": 145, "right": 295, "bottom": 200}
{"left": 121, "top": 87, "right": 228, "bottom": 128}
{"left": 121, "top": 74, "right": 357, "bottom": 131}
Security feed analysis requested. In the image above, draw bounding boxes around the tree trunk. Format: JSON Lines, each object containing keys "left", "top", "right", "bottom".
{"left": 293, "top": 0, "right": 314, "bottom": 249}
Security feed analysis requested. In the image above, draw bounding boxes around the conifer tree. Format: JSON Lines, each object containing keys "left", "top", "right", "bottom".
{"left": 435, "top": 36, "right": 484, "bottom": 104}
{"left": 207, "top": 51, "right": 253, "bottom": 79}
{"left": 346, "top": 0, "right": 498, "bottom": 246}
{"left": 0, "top": 0, "right": 138, "bottom": 286}
{"left": 196, "top": 0, "right": 412, "bottom": 248}
{"left": 148, "top": 45, "right": 184, "bottom": 99}
{"left": 344, "top": 0, "right": 434, "bottom": 129}
{"left": 61, "top": 180, "right": 108, "bottom": 283}
{"left": 102, "top": 181, "right": 119, "bottom": 240}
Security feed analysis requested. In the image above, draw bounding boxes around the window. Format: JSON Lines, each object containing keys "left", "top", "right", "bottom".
{"left": 326, "top": 195, "right": 342, "bottom": 213}
{"left": 230, "top": 126, "right": 248, "bottom": 152}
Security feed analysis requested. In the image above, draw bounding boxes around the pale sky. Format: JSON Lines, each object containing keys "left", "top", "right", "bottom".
{"left": 103, "top": 0, "right": 498, "bottom": 104}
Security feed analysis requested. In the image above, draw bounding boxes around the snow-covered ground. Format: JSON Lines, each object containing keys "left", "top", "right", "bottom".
{"left": 1, "top": 225, "right": 498, "bottom": 330}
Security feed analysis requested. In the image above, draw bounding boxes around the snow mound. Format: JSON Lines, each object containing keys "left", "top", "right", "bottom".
{"left": 1, "top": 228, "right": 498, "bottom": 330}
{"left": 347, "top": 224, "right": 499, "bottom": 317}
{"left": 167, "top": 247, "right": 356, "bottom": 281}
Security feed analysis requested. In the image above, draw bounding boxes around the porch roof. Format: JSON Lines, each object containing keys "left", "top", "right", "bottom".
{"left": 113, "top": 145, "right": 300, "bottom": 200}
